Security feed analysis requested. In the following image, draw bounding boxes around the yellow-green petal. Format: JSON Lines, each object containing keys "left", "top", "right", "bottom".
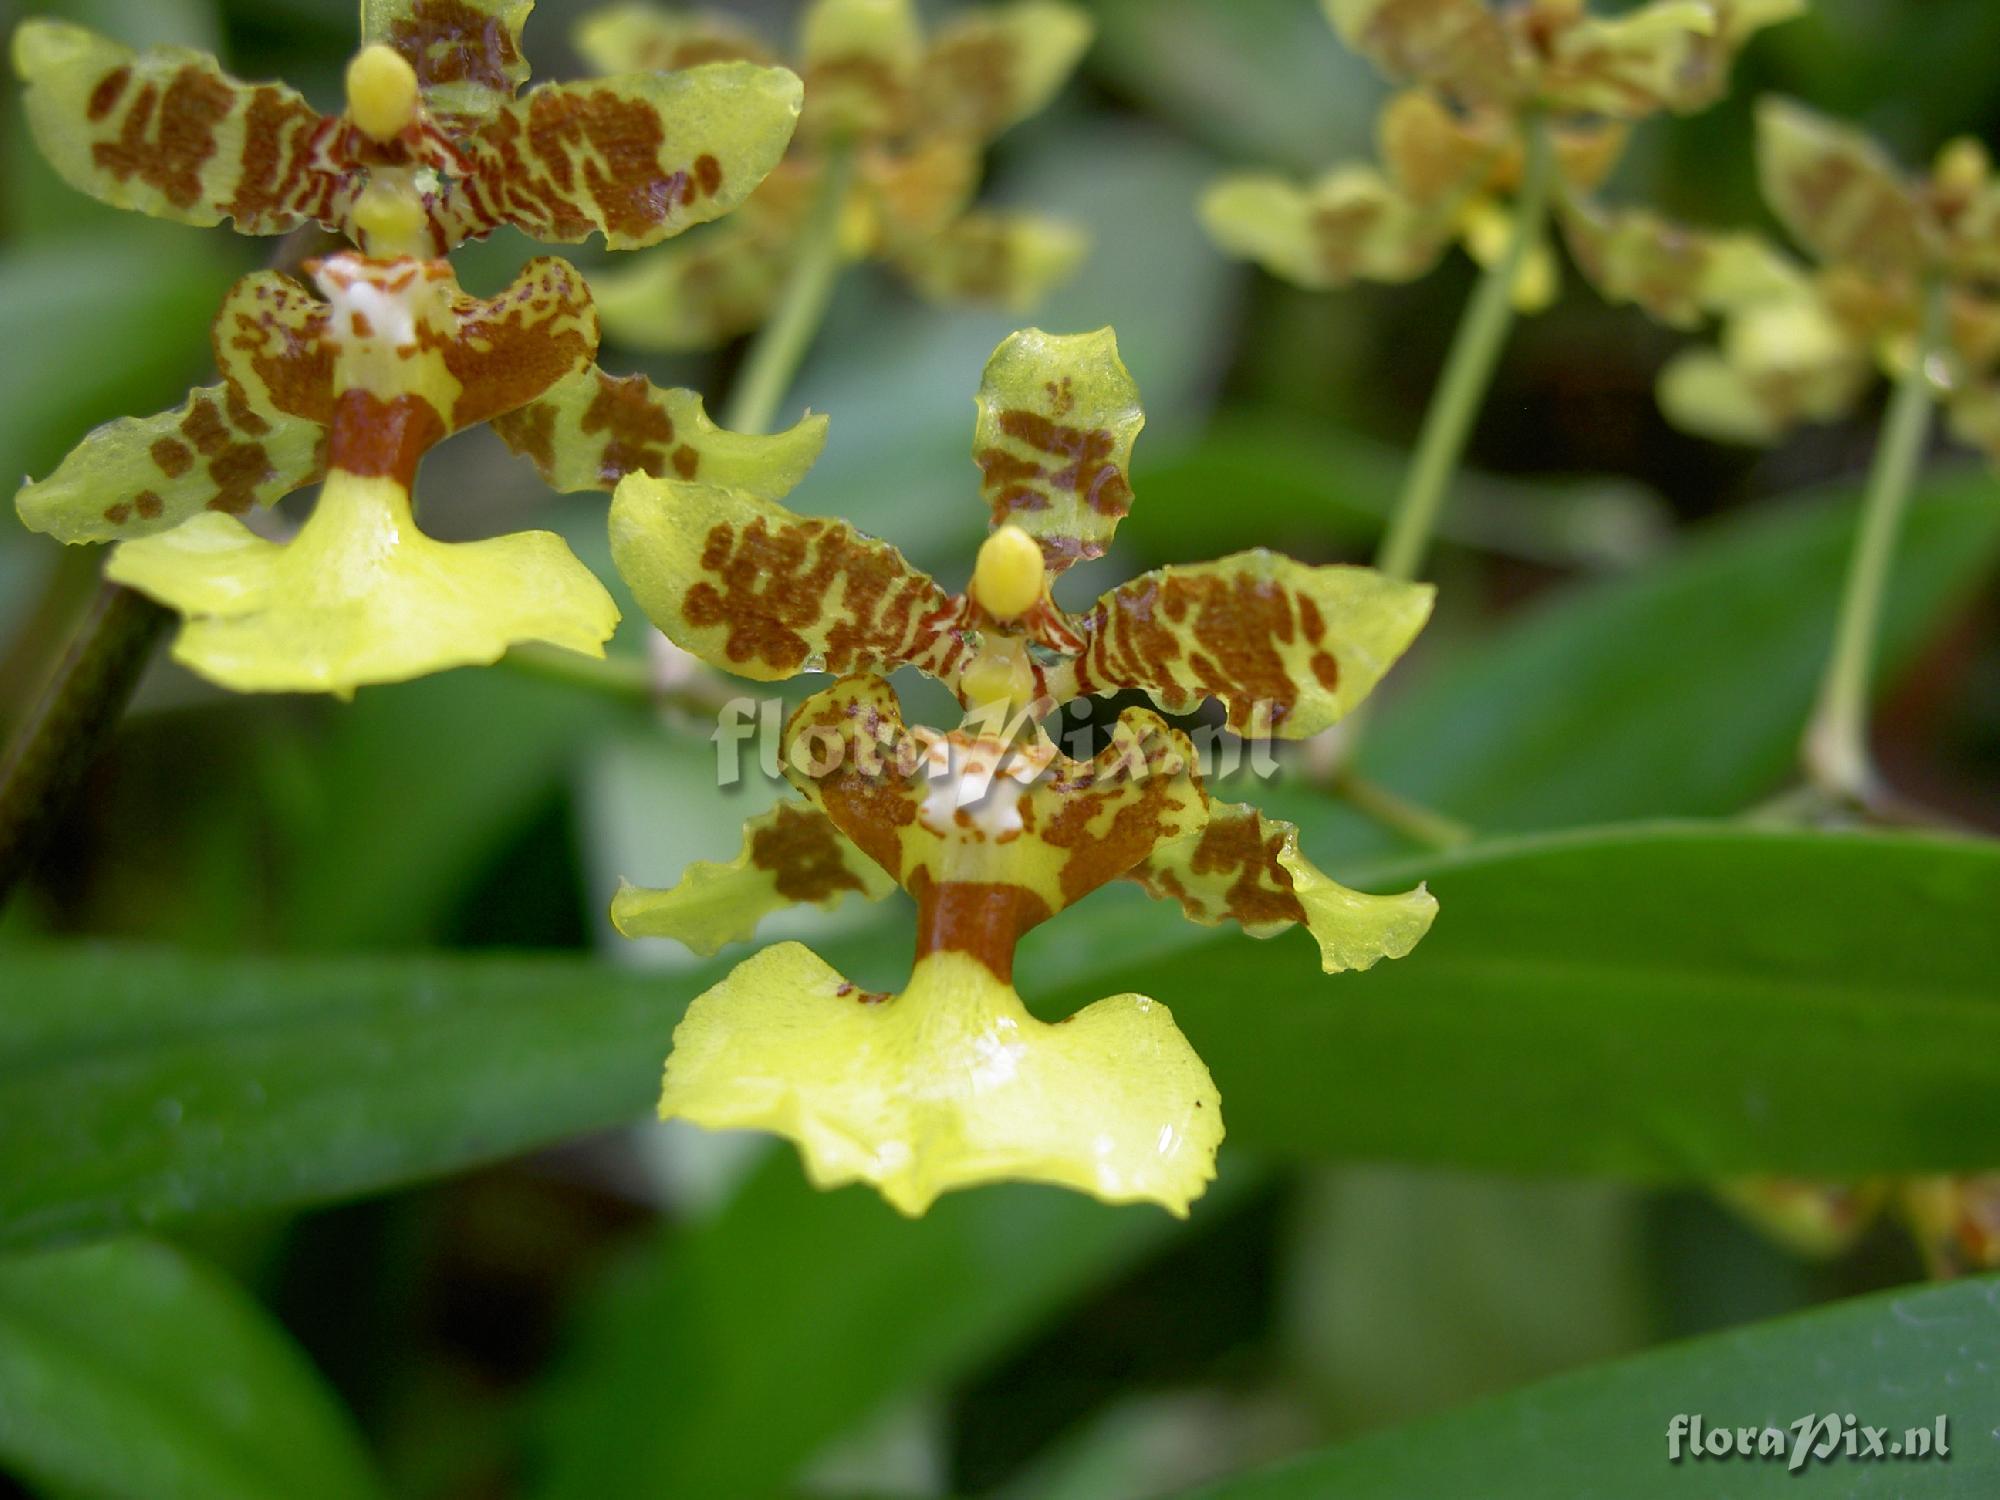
{"left": 587, "top": 228, "right": 792, "bottom": 351}
{"left": 1200, "top": 168, "right": 1451, "bottom": 291}
{"left": 12, "top": 19, "right": 339, "bottom": 237}
{"left": 1559, "top": 200, "right": 1802, "bottom": 329}
{"left": 442, "top": 62, "right": 804, "bottom": 249}
{"left": 887, "top": 211, "right": 1087, "bottom": 308}
{"left": 1320, "top": 0, "right": 1520, "bottom": 107}
{"left": 1756, "top": 96, "right": 1928, "bottom": 277}
{"left": 1657, "top": 292, "right": 1870, "bottom": 445}
{"left": 972, "top": 325, "right": 1143, "bottom": 572}
{"left": 610, "top": 476, "right": 964, "bottom": 682}
{"left": 1128, "top": 801, "right": 1436, "bottom": 973}
{"left": 573, "top": 3, "right": 775, "bottom": 75}
{"left": 1053, "top": 551, "right": 1435, "bottom": 739}
{"left": 913, "top": 1, "right": 1094, "bottom": 142}
{"left": 106, "top": 470, "right": 618, "bottom": 696}
{"left": 661, "top": 945, "right": 1223, "bottom": 1217}
{"left": 361, "top": 0, "right": 532, "bottom": 122}
{"left": 16, "top": 384, "right": 324, "bottom": 544}
{"left": 492, "top": 367, "right": 826, "bottom": 495}
{"left": 1540, "top": 1, "right": 1716, "bottom": 118}
{"left": 798, "top": 0, "right": 921, "bottom": 140}
{"left": 612, "top": 800, "right": 895, "bottom": 956}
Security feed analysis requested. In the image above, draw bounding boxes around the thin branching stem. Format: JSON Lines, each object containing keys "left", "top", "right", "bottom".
{"left": 1801, "top": 278, "right": 1947, "bottom": 802}
{"left": 723, "top": 138, "right": 858, "bottom": 436}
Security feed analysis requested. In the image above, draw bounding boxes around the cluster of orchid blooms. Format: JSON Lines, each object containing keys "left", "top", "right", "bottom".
{"left": 8, "top": 0, "right": 1997, "bottom": 1248}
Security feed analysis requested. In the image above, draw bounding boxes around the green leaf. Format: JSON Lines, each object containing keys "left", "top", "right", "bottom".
{"left": 1047, "top": 824, "right": 2000, "bottom": 1179}
{"left": 1176, "top": 1271, "right": 2000, "bottom": 1499}
{"left": 7, "top": 826, "right": 2000, "bottom": 1247}
{"left": 531, "top": 1151, "right": 1197, "bottom": 1500}
{"left": 0, "top": 1238, "right": 380, "bottom": 1500}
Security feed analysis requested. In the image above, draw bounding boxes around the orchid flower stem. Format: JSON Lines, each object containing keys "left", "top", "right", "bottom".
{"left": 1801, "top": 278, "right": 1946, "bottom": 803}
{"left": 1331, "top": 769, "right": 1475, "bottom": 852}
{"left": 0, "top": 582, "right": 168, "bottom": 902}
{"left": 723, "top": 138, "right": 858, "bottom": 436}
{"left": 1374, "top": 111, "right": 1554, "bottom": 586}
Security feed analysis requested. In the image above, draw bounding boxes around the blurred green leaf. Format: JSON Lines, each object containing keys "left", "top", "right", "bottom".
{"left": 1349, "top": 471, "right": 2000, "bottom": 836}
{"left": 6, "top": 825, "right": 2000, "bottom": 1248}
{"left": 0, "top": 1238, "right": 379, "bottom": 1500}
{"left": 531, "top": 1152, "right": 1195, "bottom": 1500}
{"left": 1054, "top": 824, "right": 2000, "bottom": 1179}
{"left": 1176, "top": 1272, "right": 2000, "bottom": 1499}
{"left": 1136, "top": 411, "right": 1671, "bottom": 567}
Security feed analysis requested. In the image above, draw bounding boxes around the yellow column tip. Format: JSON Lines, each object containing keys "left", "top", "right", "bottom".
{"left": 972, "top": 524, "right": 1046, "bottom": 621}
{"left": 346, "top": 43, "right": 420, "bottom": 143}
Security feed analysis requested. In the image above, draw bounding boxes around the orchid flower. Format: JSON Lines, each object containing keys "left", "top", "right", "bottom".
{"left": 1651, "top": 99, "right": 2000, "bottom": 460}
{"left": 605, "top": 327, "right": 1438, "bottom": 1216}
{"left": 11, "top": 3, "right": 811, "bottom": 695}
{"left": 571, "top": 0, "right": 1093, "bottom": 350}
{"left": 1202, "top": 0, "right": 1801, "bottom": 312}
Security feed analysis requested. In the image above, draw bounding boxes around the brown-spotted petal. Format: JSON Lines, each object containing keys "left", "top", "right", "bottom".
{"left": 612, "top": 799, "right": 896, "bottom": 956}
{"left": 798, "top": 0, "right": 922, "bottom": 141}
{"left": 16, "top": 383, "right": 325, "bottom": 544}
{"left": 887, "top": 211, "right": 1088, "bottom": 309}
{"left": 441, "top": 256, "right": 601, "bottom": 430}
{"left": 13, "top": 20, "right": 344, "bottom": 237}
{"left": 1559, "top": 199, "right": 1802, "bottom": 329}
{"left": 361, "top": 0, "right": 531, "bottom": 124}
{"left": 912, "top": 1, "right": 1094, "bottom": 143}
{"left": 1320, "top": 0, "right": 1522, "bottom": 108}
{"left": 610, "top": 477, "right": 969, "bottom": 684}
{"left": 1378, "top": 89, "right": 1505, "bottom": 207}
{"left": 440, "top": 62, "right": 803, "bottom": 249}
{"left": 573, "top": 3, "right": 776, "bottom": 75}
{"left": 1127, "top": 800, "right": 1435, "bottom": 973}
{"left": 1757, "top": 96, "right": 1929, "bottom": 277}
{"left": 1052, "top": 552, "right": 1436, "bottom": 739}
{"left": 1201, "top": 167, "right": 1454, "bottom": 291}
{"left": 588, "top": 227, "right": 793, "bottom": 352}
{"left": 495, "top": 368, "right": 826, "bottom": 494}
{"left": 972, "top": 326, "right": 1143, "bottom": 573}
{"left": 1542, "top": 0, "right": 1796, "bottom": 119}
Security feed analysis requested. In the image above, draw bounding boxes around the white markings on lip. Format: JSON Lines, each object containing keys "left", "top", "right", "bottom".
{"left": 916, "top": 730, "right": 1052, "bottom": 840}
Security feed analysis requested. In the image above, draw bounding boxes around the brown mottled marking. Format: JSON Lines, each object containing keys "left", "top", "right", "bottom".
{"left": 1039, "top": 756, "right": 1190, "bottom": 907}
{"left": 492, "top": 401, "right": 556, "bottom": 471}
{"left": 104, "top": 502, "right": 133, "bottom": 524}
{"left": 671, "top": 444, "right": 700, "bottom": 479}
{"left": 325, "top": 389, "right": 447, "bottom": 487}
{"left": 1190, "top": 813, "right": 1306, "bottom": 928}
{"left": 910, "top": 870, "right": 1052, "bottom": 982}
{"left": 225, "top": 85, "right": 330, "bottom": 229}
{"left": 135, "top": 491, "right": 164, "bottom": 520}
{"left": 92, "top": 64, "right": 234, "bottom": 210}
{"left": 576, "top": 371, "right": 675, "bottom": 484}
{"left": 444, "top": 267, "right": 595, "bottom": 430}
{"left": 922, "top": 32, "right": 1017, "bottom": 137}
{"left": 86, "top": 66, "right": 132, "bottom": 122}
{"left": 151, "top": 438, "right": 194, "bottom": 478}
{"left": 1311, "top": 199, "right": 1390, "bottom": 282}
{"left": 509, "top": 87, "right": 699, "bottom": 241}
{"left": 993, "top": 405, "right": 1133, "bottom": 519}
{"left": 750, "top": 803, "right": 864, "bottom": 903}
{"left": 694, "top": 153, "right": 723, "bottom": 195}
{"left": 175, "top": 395, "right": 281, "bottom": 514}
{"left": 389, "top": 0, "right": 522, "bottom": 97}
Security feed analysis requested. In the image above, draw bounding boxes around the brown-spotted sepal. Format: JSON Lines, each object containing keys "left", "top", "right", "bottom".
{"left": 15, "top": 384, "right": 325, "bottom": 545}
{"left": 1559, "top": 198, "right": 1801, "bottom": 329}
{"left": 611, "top": 478, "right": 970, "bottom": 685}
{"left": 1757, "top": 96, "right": 1930, "bottom": 279}
{"left": 13, "top": 21, "right": 352, "bottom": 238}
{"left": 1052, "top": 552, "right": 1436, "bottom": 739}
{"left": 974, "top": 327, "right": 1143, "bottom": 573}
{"left": 361, "top": 0, "right": 531, "bottom": 124}
{"left": 910, "top": 1, "right": 1096, "bottom": 143}
{"left": 1128, "top": 801, "right": 1436, "bottom": 973}
{"left": 1321, "top": 0, "right": 1521, "bottom": 110}
{"left": 612, "top": 799, "right": 895, "bottom": 956}
{"left": 493, "top": 370, "right": 827, "bottom": 495}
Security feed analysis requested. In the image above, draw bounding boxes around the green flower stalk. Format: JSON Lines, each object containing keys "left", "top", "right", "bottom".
{"left": 1201, "top": 0, "right": 1803, "bottom": 587}
{"left": 10, "top": 2, "right": 814, "bottom": 697}
{"left": 574, "top": 0, "right": 1095, "bottom": 360}
{"left": 605, "top": 328, "right": 1438, "bottom": 1217}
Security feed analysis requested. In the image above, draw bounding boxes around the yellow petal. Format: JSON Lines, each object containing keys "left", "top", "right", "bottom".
{"left": 1051, "top": 551, "right": 1435, "bottom": 739}
{"left": 1319, "top": 0, "right": 1521, "bottom": 108}
{"left": 105, "top": 470, "right": 617, "bottom": 695}
{"left": 798, "top": 0, "right": 922, "bottom": 140}
{"left": 612, "top": 800, "right": 895, "bottom": 956}
{"left": 587, "top": 227, "right": 793, "bottom": 352}
{"left": 1128, "top": 801, "right": 1435, "bottom": 973}
{"left": 661, "top": 945, "right": 1222, "bottom": 1217}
